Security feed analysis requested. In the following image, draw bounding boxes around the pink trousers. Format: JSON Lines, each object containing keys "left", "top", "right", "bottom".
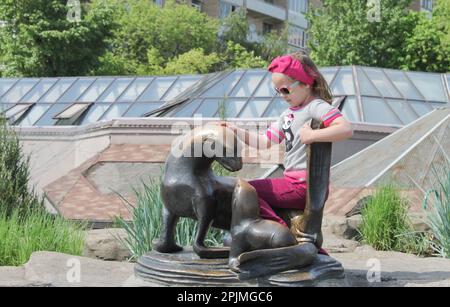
{"left": 248, "top": 174, "right": 307, "bottom": 227}
{"left": 248, "top": 172, "right": 329, "bottom": 255}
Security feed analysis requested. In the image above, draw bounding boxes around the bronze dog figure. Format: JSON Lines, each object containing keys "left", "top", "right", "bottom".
{"left": 153, "top": 125, "right": 242, "bottom": 259}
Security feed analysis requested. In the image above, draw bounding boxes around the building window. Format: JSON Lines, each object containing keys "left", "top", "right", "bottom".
{"left": 154, "top": 0, "right": 163, "bottom": 7}
{"left": 191, "top": 0, "right": 202, "bottom": 11}
{"left": 288, "top": 25, "right": 306, "bottom": 48}
{"left": 289, "top": 0, "right": 308, "bottom": 14}
{"left": 420, "top": 0, "right": 433, "bottom": 11}
{"left": 263, "top": 22, "right": 273, "bottom": 34}
{"left": 219, "top": 1, "right": 239, "bottom": 19}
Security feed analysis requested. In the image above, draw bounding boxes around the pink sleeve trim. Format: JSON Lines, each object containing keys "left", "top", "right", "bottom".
{"left": 321, "top": 109, "right": 343, "bottom": 127}
{"left": 266, "top": 126, "right": 284, "bottom": 144}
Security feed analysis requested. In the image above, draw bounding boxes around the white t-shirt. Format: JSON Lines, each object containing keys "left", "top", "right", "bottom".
{"left": 265, "top": 99, "right": 342, "bottom": 177}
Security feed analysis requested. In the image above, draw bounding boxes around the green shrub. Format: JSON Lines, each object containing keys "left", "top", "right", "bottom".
{"left": 359, "top": 185, "right": 412, "bottom": 251}
{"left": 0, "top": 207, "right": 86, "bottom": 266}
{"left": 0, "top": 117, "right": 43, "bottom": 217}
{"left": 424, "top": 165, "right": 450, "bottom": 258}
{"left": 115, "top": 178, "right": 223, "bottom": 261}
{"left": 0, "top": 117, "right": 86, "bottom": 266}
{"left": 359, "top": 184, "right": 434, "bottom": 255}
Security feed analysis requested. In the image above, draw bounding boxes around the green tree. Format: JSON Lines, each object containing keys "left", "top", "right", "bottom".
{"left": 218, "top": 9, "right": 251, "bottom": 51}
{"left": 97, "top": 0, "right": 219, "bottom": 75}
{"left": 401, "top": 0, "right": 450, "bottom": 72}
{"left": 218, "top": 9, "right": 288, "bottom": 63}
{"left": 162, "top": 48, "right": 221, "bottom": 75}
{"left": 257, "top": 25, "right": 289, "bottom": 61}
{"left": 223, "top": 41, "right": 267, "bottom": 69}
{"left": 0, "top": 0, "right": 116, "bottom": 77}
{"left": 306, "top": 0, "right": 419, "bottom": 69}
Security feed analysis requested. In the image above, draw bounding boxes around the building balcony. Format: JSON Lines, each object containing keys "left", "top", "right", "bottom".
{"left": 246, "top": 0, "right": 287, "bottom": 21}
{"left": 288, "top": 10, "right": 308, "bottom": 28}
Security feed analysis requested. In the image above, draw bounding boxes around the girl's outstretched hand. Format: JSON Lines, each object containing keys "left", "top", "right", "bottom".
{"left": 213, "top": 121, "right": 238, "bottom": 134}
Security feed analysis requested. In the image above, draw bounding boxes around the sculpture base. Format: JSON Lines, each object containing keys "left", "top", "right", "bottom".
{"left": 135, "top": 248, "right": 347, "bottom": 287}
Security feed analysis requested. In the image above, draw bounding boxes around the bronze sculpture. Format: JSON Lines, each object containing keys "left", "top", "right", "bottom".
{"left": 152, "top": 119, "right": 332, "bottom": 279}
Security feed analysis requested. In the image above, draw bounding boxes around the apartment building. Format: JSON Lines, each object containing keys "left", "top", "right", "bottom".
{"left": 161, "top": 0, "right": 311, "bottom": 51}
{"left": 155, "top": 0, "right": 435, "bottom": 52}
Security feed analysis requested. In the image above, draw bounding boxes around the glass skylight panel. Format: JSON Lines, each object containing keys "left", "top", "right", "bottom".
{"left": 263, "top": 98, "right": 288, "bottom": 117}
{"left": 0, "top": 79, "right": 39, "bottom": 103}
{"left": 340, "top": 96, "right": 361, "bottom": 122}
{"left": 253, "top": 73, "right": 277, "bottom": 97}
{"left": 430, "top": 102, "right": 448, "bottom": 109}
{"left": 384, "top": 70, "right": 423, "bottom": 100}
{"left": 238, "top": 98, "right": 271, "bottom": 118}
{"left": 229, "top": 71, "right": 265, "bottom": 97}
{"left": 202, "top": 71, "right": 243, "bottom": 98}
{"left": 356, "top": 67, "right": 380, "bottom": 96}
{"left": 362, "top": 97, "right": 402, "bottom": 125}
{"left": 363, "top": 68, "right": 401, "bottom": 98}
{"left": 0, "top": 104, "right": 13, "bottom": 112}
{"left": 319, "top": 68, "right": 338, "bottom": 85}
{"left": 124, "top": 102, "right": 164, "bottom": 117}
{"left": 58, "top": 78, "right": 96, "bottom": 103}
{"left": 197, "top": 99, "right": 220, "bottom": 117}
{"left": 80, "top": 104, "right": 111, "bottom": 124}
{"left": 96, "top": 78, "right": 134, "bottom": 103}
{"left": 54, "top": 103, "right": 91, "bottom": 119}
{"left": 18, "top": 105, "right": 51, "bottom": 127}
{"left": 138, "top": 77, "right": 177, "bottom": 101}
{"left": 39, "top": 78, "right": 76, "bottom": 103}
{"left": 21, "top": 79, "right": 58, "bottom": 103}
{"left": 386, "top": 99, "right": 418, "bottom": 125}
{"left": 408, "top": 100, "right": 433, "bottom": 116}
{"left": 118, "top": 78, "right": 154, "bottom": 102}
{"left": 330, "top": 67, "right": 355, "bottom": 96}
{"left": 0, "top": 79, "right": 18, "bottom": 98}
{"left": 78, "top": 78, "right": 114, "bottom": 102}
{"left": 406, "top": 72, "right": 448, "bottom": 102}
{"left": 163, "top": 76, "right": 201, "bottom": 101}
{"left": 219, "top": 99, "right": 247, "bottom": 118}
{"left": 100, "top": 103, "right": 131, "bottom": 120}
{"left": 172, "top": 99, "right": 203, "bottom": 117}
{"left": 35, "top": 104, "right": 71, "bottom": 126}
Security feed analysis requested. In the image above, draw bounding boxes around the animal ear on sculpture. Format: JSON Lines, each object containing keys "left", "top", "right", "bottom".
{"left": 203, "top": 136, "right": 216, "bottom": 158}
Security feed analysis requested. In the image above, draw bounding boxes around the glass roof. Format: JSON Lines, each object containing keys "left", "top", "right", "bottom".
{"left": 0, "top": 75, "right": 201, "bottom": 126}
{"left": 0, "top": 67, "right": 448, "bottom": 127}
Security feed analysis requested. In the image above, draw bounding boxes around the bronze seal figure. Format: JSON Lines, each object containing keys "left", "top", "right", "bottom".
{"left": 227, "top": 119, "right": 331, "bottom": 280}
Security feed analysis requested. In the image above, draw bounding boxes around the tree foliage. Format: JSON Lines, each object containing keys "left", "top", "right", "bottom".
{"left": 306, "top": 0, "right": 449, "bottom": 72}
{"left": 307, "top": 0, "right": 418, "bottom": 69}
{"left": 401, "top": 0, "right": 450, "bottom": 72}
{"left": 0, "top": 0, "right": 116, "bottom": 77}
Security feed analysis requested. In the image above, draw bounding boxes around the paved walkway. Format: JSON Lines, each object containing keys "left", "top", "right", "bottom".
{"left": 1, "top": 250, "right": 450, "bottom": 287}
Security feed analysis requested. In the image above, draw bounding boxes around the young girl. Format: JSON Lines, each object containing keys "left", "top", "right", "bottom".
{"left": 220, "top": 51, "right": 352, "bottom": 231}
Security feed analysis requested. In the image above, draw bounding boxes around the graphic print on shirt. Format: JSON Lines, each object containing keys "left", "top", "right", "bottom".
{"left": 282, "top": 114, "right": 295, "bottom": 152}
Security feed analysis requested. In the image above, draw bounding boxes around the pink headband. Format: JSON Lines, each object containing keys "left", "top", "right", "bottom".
{"left": 268, "top": 55, "right": 315, "bottom": 86}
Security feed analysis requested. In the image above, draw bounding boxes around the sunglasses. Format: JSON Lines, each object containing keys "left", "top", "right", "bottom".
{"left": 274, "top": 81, "right": 301, "bottom": 96}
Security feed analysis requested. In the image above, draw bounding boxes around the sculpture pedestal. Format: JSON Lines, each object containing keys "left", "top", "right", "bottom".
{"left": 135, "top": 248, "right": 347, "bottom": 287}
